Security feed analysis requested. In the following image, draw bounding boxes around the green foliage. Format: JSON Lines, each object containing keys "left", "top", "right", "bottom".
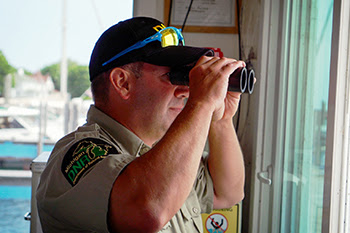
{"left": 0, "top": 51, "right": 16, "bottom": 96}
{"left": 41, "top": 63, "right": 61, "bottom": 90}
{"left": 41, "top": 60, "right": 90, "bottom": 98}
{"left": 0, "top": 51, "right": 89, "bottom": 98}
{"left": 67, "top": 61, "right": 90, "bottom": 98}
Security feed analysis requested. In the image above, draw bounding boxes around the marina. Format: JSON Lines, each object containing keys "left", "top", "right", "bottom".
{"left": 0, "top": 90, "right": 89, "bottom": 233}
{"left": 0, "top": 169, "right": 31, "bottom": 186}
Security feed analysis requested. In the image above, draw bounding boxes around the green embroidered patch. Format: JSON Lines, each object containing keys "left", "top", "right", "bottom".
{"left": 61, "top": 138, "right": 118, "bottom": 186}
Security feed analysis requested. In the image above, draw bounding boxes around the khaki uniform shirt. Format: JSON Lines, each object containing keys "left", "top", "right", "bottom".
{"left": 36, "top": 105, "right": 214, "bottom": 233}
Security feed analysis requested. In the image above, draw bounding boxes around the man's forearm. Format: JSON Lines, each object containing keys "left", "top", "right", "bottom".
{"left": 208, "top": 118, "right": 245, "bottom": 209}
{"left": 109, "top": 101, "right": 215, "bottom": 232}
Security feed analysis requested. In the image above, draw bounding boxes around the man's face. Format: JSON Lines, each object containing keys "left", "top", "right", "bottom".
{"left": 130, "top": 63, "right": 189, "bottom": 142}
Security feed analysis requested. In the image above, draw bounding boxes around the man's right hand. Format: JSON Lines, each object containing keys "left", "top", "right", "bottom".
{"left": 187, "top": 56, "right": 246, "bottom": 121}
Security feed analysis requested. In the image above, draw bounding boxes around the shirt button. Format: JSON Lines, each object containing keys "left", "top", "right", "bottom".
{"left": 192, "top": 207, "right": 199, "bottom": 214}
{"left": 139, "top": 144, "right": 150, "bottom": 155}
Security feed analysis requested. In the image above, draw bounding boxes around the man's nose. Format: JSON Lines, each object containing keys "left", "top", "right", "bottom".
{"left": 174, "top": 85, "right": 190, "bottom": 98}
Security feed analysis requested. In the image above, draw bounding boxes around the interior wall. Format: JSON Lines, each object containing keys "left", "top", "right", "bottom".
{"left": 238, "top": 0, "right": 263, "bottom": 232}
{"left": 133, "top": 0, "right": 239, "bottom": 59}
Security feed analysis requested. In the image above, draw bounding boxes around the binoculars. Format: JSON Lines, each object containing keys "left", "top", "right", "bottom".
{"left": 169, "top": 66, "right": 255, "bottom": 94}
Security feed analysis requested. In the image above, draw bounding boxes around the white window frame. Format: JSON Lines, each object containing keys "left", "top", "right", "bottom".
{"left": 248, "top": 0, "right": 350, "bottom": 232}
{"left": 322, "top": 0, "right": 350, "bottom": 233}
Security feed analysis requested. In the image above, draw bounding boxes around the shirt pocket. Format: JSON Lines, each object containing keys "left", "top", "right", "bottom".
{"left": 159, "top": 190, "right": 204, "bottom": 233}
{"left": 180, "top": 197, "right": 203, "bottom": 232}
{"left": 159, "top": 221, "right": 172, "bottom": 232}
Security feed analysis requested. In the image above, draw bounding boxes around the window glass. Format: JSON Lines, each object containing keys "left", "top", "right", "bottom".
{"left": 280, "top": 0, "right": 333, "bottom": 232}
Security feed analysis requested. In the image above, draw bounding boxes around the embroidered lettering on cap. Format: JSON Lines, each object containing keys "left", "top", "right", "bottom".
{"left": 61, "top": 138, "right": 118, "bottom": 186}
{"left": 153, "top": 24, "right": 166, "bottom": 32}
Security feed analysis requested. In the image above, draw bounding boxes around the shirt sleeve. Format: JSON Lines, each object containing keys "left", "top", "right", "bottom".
{"left": 37, "top": 149, "right": 135, "bottom": 232}
{"left": 193, "top": 152, "right": 214, "bottom": 214}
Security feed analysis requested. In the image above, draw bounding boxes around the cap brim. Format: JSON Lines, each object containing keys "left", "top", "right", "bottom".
{"left": 143, "top": 46, "right": 214, "bottom": 67}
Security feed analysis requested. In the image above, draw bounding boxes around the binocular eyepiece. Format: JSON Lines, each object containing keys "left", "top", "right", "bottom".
{"left": 169, "top": 66, "right": 255, "bottom": 94}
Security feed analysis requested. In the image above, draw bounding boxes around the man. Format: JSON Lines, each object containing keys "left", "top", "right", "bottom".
{"left": 36, "top": 16, "right": 245, "bottom": 233}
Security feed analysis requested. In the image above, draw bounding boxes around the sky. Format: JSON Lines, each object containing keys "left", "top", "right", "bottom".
{"left": 0, "top": 0, "right": 133, "bottom": 73}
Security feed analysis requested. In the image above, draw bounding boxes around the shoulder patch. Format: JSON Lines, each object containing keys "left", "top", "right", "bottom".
{"left": 61, "top": 138, "right": 119, "bottom": 186}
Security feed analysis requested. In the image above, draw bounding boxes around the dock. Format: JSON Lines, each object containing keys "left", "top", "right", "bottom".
{"left": 0, "top": 169, "right": 32, "bottom": 186}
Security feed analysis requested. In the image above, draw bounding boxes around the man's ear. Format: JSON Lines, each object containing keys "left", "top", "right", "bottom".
{"left": 109, "top": 68, "right": 134, "bottom": 99}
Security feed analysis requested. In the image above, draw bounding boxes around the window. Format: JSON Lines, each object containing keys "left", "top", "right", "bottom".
{"left": 245, "top": 0, "right": 350, "bottom": 232}
{"left": 279, "top": 1, "right": 333, "bottom": 232}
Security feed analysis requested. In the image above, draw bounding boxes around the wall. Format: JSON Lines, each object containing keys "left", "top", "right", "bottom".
{"left": 238, "top": 1, "right": 262, "bottom": 232}
{"left": 133, "top": 0, "right": 240, "bottom": 59}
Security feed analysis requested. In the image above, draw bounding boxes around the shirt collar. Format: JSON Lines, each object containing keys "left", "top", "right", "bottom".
{"left": 86, "top": 105, "right": 150, "bottom": 156}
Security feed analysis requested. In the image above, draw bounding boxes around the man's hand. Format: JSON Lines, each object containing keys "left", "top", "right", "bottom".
{"left": 187, "top": 56, "right": 246, "bottom": 121}
{"left": 220, "top": 91, "right": 242, "bottom": 121}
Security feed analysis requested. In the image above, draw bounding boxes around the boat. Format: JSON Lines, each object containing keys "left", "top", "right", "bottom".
{"left": 0, "top": 105, "right": 62, "bottom": 170}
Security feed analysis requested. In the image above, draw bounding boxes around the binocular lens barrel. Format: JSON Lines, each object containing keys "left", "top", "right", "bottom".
{"left": 228, "top": 67, "right": 247, "bottom": 93}
{"left": 247, "top": 69, "right": 255, "bottom": 94}
{"left": 169, "top": 66, "right": 255, "bottom": 94}
{"left": 227, "top": 67, "right": 255, "bottom": 94}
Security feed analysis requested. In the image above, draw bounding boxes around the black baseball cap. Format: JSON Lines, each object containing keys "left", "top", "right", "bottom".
{"left": 89, "top": 16, "right": 213, "bottom": 81}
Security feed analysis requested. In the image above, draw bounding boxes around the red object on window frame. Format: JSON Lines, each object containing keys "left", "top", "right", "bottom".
{"left": 206, "top": 47, "right": 224, "bottom": 58}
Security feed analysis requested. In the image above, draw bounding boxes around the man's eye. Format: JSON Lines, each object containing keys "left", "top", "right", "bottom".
{"left": 162, "top": 72, "right": 171, "bottom": 81}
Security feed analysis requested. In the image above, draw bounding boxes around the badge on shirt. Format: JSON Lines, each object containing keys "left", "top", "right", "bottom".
{"left": 61, "top": 138, "right": 119, "bottom": 186}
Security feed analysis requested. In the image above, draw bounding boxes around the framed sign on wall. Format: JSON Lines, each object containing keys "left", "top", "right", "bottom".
{"left": 164, "top": 0, "right": 240, "bottom": 34}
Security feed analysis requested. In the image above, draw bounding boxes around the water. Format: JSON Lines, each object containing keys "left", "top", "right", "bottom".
{"left": 0, "top": 141, "right": 54, "bottom": 159}
{"left": 0, "top": 142, "right": 51, "bottom": 233}
{"left": 0, "top": 186, "right": 31, "bottom": 233}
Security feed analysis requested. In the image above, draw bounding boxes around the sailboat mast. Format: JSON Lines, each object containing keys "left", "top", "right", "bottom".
{"left": 60, "top": 0, "right": 68, "bottom": 98}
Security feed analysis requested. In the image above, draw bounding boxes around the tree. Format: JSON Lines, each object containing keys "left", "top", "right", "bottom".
{"left": 41, "top": 60, "right": 90, "bottom": 98}
{"left": 67, "top": 61, "right": 90, "bottom": 98}
{"left": 0, "top": 51, "right": 16, "bottom": 96}
{"left": 41, "top": 63, "right": 60, "bottom": 90}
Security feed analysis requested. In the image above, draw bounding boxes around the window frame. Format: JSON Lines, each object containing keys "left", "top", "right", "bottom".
{"left": 246, "top": 0, "right": 350, "bottom": 232}
{"left": 322, "top": 0, "right": 350, "bottom": 232}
